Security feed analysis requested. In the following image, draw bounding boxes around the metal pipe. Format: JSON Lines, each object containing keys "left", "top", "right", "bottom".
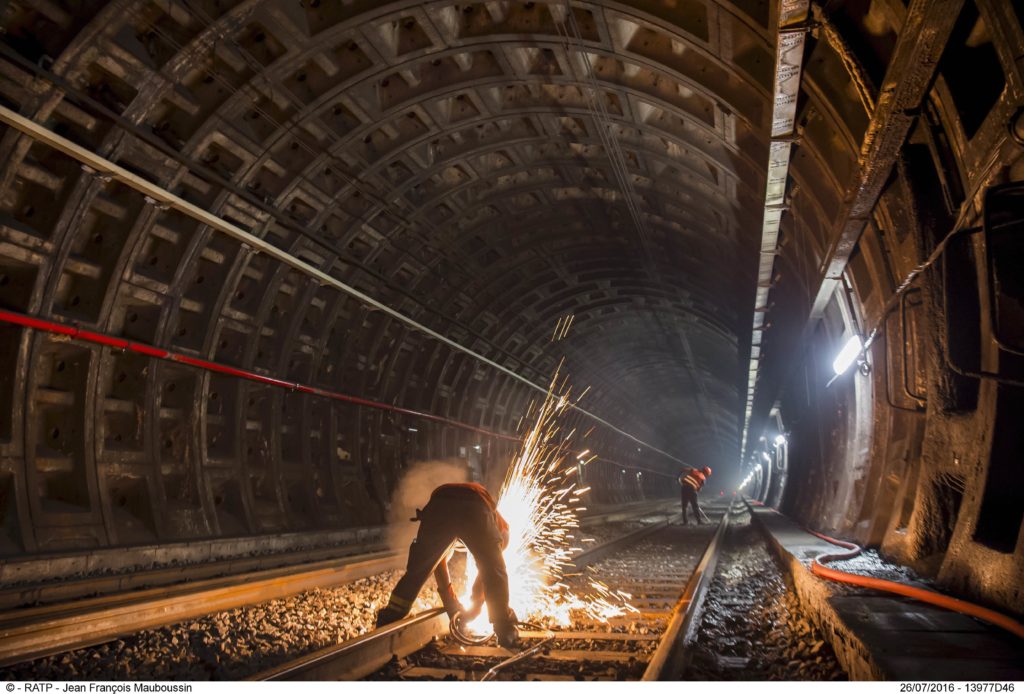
{"left": 481, "top": 629, "right": 556, "bottom": 681}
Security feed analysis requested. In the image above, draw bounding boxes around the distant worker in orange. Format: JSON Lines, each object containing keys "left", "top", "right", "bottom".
{"left": 679, "top": 466, "right": 712, "bottom": 524}
{"left": 376, "top": 482, "right": 519, "bottom": 648}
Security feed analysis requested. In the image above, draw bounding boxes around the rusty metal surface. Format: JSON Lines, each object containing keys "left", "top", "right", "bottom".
{"left": 740, "top": 0, "right": 809, "bottom": 453}
{"left": 808, "top": 0, "right": 966, "bottom": 319}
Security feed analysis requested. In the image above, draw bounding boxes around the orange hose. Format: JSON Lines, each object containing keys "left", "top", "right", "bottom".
{"left": 807, "top": 529, "right": 1024, "bottom": 640}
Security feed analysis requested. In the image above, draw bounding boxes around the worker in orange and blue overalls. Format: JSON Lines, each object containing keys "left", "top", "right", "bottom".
{"left": 679, "top": 466, "right": 712, "bottom": 524}
{"left": 376, "top": 482, "right": 519, "bottom": 648}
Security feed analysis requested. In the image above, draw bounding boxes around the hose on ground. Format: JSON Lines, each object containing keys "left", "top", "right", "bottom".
{"left": 481, "top": 621, "right": 556, "bottom": 682}
{"left": 807, "top": 529, "right": 1024, "bottom": 640}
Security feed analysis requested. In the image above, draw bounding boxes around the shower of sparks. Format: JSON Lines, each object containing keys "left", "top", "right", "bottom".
{"left": 550, "top": 314, "right": 574, "bottom": 342}
{"left": 459, "top": 363, "right": 638, "bottom": 632}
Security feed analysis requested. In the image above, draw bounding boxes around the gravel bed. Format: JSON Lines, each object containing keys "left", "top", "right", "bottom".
{"left": 573, "top": 520, "right": 647, "bottom": 546}
{"left": 688, "top": 516, "right": 846, "bottom": 680}
{"left": 1, "top": 571, "right": 439, "bottom": 681}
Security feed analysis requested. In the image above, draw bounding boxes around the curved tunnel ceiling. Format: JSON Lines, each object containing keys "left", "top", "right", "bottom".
{"left": 0, "top": 0, "right": 777, "bottom": 478}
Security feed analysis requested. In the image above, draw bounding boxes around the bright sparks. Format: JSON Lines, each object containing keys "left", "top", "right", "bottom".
{"left": 460, "top": 365, "right": 637, "bottom": 632}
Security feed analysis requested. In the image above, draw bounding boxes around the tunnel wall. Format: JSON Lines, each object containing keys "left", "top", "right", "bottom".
{"left": 0, "top": 0, "right": 778, "bottom": 558}
{"left": 748, "top": 0, "right": 1024, "bottom": 615}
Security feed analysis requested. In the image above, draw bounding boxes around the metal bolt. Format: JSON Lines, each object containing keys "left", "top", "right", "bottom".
{"left": 1010, "top": 107, "right": 1024, "bottom": 147}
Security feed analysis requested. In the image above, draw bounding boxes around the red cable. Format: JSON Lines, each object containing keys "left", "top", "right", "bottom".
{"left": 2, "top": 309, "right": 687, "bottom": 490}
{"left": 807, "top": 528, "right": 1024, "bottom": 640}
{"left": 0, "top": 308, "right": 520, "bottom": 442}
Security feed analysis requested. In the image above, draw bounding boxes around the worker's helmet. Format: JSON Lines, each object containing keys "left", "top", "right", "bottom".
{"left": 703, "top": 466, "right": 712, "bottom": 477}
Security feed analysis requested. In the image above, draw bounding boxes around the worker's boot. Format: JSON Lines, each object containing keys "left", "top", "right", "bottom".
{"left": 493, "top": 608, "right": 519, "bottom": 649}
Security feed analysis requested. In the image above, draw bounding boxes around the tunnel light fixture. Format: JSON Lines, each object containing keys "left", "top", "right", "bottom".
{"left": 407, "top": 427, "right": 418, "bottom": 433}
{"left": 774, "top": 433, "right": 787, "bottom": 446}
{"left": 761, "top": 451, "right": 771, "bottom": 463}
{"left": 832, "top": 335, "right": 863, "bottom": 376}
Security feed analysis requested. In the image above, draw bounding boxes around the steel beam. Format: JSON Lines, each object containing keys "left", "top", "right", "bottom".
{"left": 806, "top": 0, "right": 966, "bottom": 320}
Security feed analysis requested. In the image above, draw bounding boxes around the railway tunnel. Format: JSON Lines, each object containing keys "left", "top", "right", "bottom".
{"left": 0, "top": 0, "right": 1023, "bottom": 683}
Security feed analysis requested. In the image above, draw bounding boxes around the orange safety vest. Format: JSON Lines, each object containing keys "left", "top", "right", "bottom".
{"left": 432, "top": 482, "right": 510, "bottom": 536}
{"left": 680, "top": 468, "right": 707, "bottom": 492}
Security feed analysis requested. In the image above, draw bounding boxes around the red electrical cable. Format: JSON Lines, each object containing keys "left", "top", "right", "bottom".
{"left": 807, "top": 528, "right": 1024, "bottom": 640}
{"left": 0, "top": 308, "right": 520, "bottom": 442}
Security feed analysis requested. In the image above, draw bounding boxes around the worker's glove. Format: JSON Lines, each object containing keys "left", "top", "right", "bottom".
{"left": 440, "top": 585, "right": 465, "bottom": 619}
{"left": 462, "top": 600, "right": 483, "bottom": 621}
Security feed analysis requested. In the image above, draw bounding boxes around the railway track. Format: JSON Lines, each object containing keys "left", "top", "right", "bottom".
{"left": 0, "top": 501, "right": 675, "bottom": 672}
{"left": 254, "top": 502, "right": 734, "bottom": 682}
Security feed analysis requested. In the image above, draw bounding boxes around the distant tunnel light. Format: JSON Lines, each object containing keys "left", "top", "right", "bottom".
{"left": 774, "top": 434, "right": 786, "bottom": 446}
{"left": 832, "top": 335, "right": 863, "bottom": 375}
{"left": 761, "top": 451, "right": 771, "bottom": 463}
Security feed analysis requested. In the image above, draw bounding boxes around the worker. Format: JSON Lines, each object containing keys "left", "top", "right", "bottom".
{"left": 376, "top": 482, "right": 519, "bottom": 648}
{"left": 679, "top": 466, "right": 712, "bottom": 524}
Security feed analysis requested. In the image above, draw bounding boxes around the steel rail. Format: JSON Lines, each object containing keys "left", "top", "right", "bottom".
{"left": 576, "top": 499, "right": 676, "bottom": 527}
{"left": 0, "top": 551, "right": 402, "bottom": 668}
{"left": 568, "top": 511, "right": 681, "bottom": 571}
{"left": 252, "top": 508, "right": 689, "bottom": 681}
{"left": 0, "top": 539, "right": 388, "bottom": 612}
{"left": 641, "top": 500, "right": 733, "bottom": 680}
{"left": 0, "top": 502, "right": 665, "bottom": 670}
{"left": 253, "top": 608, "right": 450, "bottom": 681}
{"left": 253, "top": 506, "right": 733, "bottom": 681}
{"left": 0, "top": 104, "right": 685, "bottom": 466}
{"left": 0, "top": 503, "right": 664, "bottom": 612}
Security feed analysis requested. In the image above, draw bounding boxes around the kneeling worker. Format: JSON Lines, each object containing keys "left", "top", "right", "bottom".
{"left": 679, "top": 466, "right": 712, "bottom": 524}
{"left": 376, "top": 482, "right": 519, "bottom": 647}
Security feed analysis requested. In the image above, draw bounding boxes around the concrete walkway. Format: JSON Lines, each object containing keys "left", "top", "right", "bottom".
{"left": 750, "top": 505, "right": 1024, "bottom": 681}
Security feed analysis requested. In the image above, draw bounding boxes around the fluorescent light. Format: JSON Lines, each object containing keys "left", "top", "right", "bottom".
{"left": 832, "top": 335, "right": 863, "bottom": 375}
{"left": 761, "top": 452, "right": 771, "bottom": 463}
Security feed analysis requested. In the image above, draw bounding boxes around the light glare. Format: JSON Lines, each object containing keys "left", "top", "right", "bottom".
{"left": 832, "top": 335, "right": 863, "bottom": 375}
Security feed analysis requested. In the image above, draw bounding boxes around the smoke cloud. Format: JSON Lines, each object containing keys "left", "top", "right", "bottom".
{"left": 386, "top": 458, "right": 472, "bottom": 553}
